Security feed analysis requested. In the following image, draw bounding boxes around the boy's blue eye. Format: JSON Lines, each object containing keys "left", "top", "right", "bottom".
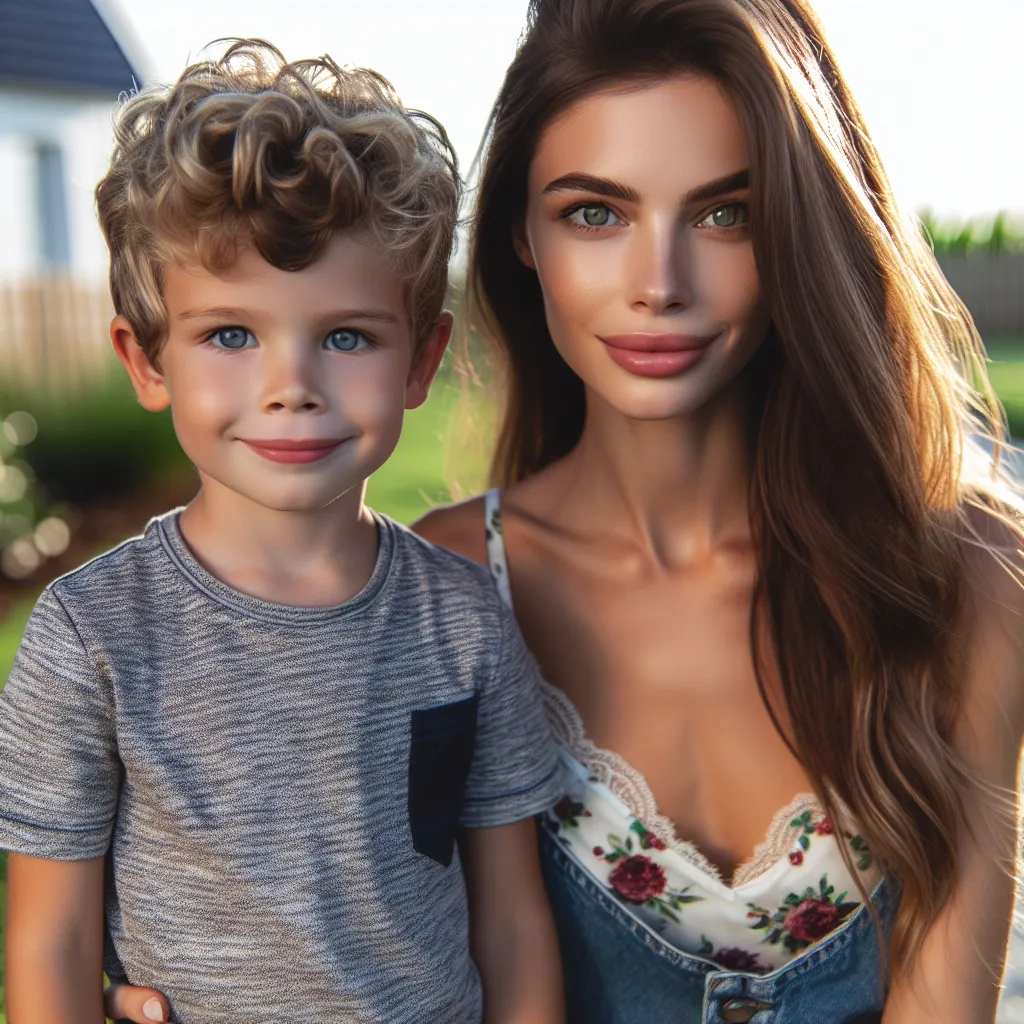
{"left": 209, "top": 327, "right": 255, "bottom": 350}
{"left": 325, "top": 329, "right": 369, "bottom": 352}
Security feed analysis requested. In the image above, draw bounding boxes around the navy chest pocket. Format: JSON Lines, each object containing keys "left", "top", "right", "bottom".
{"left": 408, "top": 693, "right": 479, "bottom": 866}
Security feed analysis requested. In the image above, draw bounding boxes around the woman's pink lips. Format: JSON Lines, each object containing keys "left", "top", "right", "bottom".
{"left": 242, "top": 439, "right": 344, "bottom": 464}
{"left": 600, "top": 333, "right": 715, "bottom": 378}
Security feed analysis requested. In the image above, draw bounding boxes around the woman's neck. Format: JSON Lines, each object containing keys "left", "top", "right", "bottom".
{"left": 554, "top": 376, "right": 754, "bottom": 568}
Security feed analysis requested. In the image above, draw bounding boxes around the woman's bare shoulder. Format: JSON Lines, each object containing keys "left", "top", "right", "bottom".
{"left": 413, "top": 496, "right": 489, "bottom": 566}
{"left": 961, "top": 501, "right": 1024, "bottom": 624}
{"left": 957, "top": 501, "right": 1024, "bottom": 748}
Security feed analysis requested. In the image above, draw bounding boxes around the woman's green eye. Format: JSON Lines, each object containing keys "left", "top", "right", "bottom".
{"left": 702, "top": 203, "right": 749, "bottom": 229}
{"left": 567, "top": 204, "right": 621, "bottom": 229}
{"left": 326, "top": 329, "right": 368, "bottom": 352}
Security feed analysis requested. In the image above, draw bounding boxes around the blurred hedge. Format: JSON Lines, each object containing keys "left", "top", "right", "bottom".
{"left": 921, "top": 211, "right": 1024, "bottom": 256}
{"left": 0, "top": 369, "right": 188, "bottom": 508}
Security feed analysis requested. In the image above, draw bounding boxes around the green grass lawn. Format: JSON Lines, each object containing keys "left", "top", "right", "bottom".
{"left": 987, "top": 343, "right": 1024, "bottom": 436}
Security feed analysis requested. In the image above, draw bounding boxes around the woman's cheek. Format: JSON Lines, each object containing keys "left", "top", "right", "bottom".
{"left": 535, "top": 235, "right": 621, "bottom": 337}
{"left": 703, "top": 243, "right": 760, "bottom": 327}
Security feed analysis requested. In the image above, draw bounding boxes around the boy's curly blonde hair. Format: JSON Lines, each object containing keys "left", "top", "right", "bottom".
{"left": 96, "top": 39, "right": 459, "bottom": 367}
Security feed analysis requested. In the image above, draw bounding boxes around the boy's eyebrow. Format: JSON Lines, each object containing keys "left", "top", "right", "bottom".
{"left": 177, "top": 307, "right": 400, "bottom": 324}
{"left": 177, "top": 307, "right": 251, "bottom": 322}
{"left": 540, "top": 169, "right": 750, "bottom": 208}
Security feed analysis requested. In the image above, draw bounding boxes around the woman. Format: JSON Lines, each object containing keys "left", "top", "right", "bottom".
{"left": 105, "top": 0, "right": 1024, "bottom": 1021}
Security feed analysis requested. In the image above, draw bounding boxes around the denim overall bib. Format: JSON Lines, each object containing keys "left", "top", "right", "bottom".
{"left": 540, "top": 827, "right": 894, "bottom": 1024}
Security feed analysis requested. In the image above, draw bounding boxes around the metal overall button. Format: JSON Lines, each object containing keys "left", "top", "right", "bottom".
{"left": 719, "top": 996, "right": 773, "bottom": 1023}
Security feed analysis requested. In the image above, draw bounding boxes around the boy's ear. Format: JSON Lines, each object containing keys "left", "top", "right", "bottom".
{"left": 405, "top": 311, "right": 453, "bottom": 411}
{"left": 110, "top": 316, "right": 170, "bottom": 412}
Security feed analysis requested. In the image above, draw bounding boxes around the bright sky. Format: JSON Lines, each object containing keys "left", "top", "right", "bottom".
{"left": 98, "top": 0, "right": 1023, "bottom": 221}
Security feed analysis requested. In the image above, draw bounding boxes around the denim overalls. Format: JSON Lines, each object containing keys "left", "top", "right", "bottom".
{"left": 540, "top": 827, "right": 894, "bottom": 1024}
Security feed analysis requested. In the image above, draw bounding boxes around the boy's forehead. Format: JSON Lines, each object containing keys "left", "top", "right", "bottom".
{"left": 163, "top": 232, "right": 407, "bottom": 320}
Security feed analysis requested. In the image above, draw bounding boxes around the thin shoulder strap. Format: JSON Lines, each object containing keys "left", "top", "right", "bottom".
{"left": 483, "top": 488, "right": 514, "bottom": 610}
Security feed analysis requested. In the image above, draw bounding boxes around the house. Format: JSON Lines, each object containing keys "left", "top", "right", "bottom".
{"left": 0, "top": 0, "right": 141, "bottom": 282}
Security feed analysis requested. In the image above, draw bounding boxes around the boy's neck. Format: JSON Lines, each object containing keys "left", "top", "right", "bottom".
{"left": 177, "top": 479, "right": 380, "bottom": 608}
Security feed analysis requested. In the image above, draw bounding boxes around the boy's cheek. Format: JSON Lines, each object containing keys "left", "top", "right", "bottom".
{"left": 167, "top": 389, "right": 241, "bottom": 459}
{"left": 346, "top": 387, "right": 408, "bottom": 467}
{"left": 334, "top": 360, "right": 412, "bottom": 434}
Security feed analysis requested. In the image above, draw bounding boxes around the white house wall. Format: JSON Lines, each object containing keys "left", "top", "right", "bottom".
{"left": 0, "top": 86, "right": 119, "bottom": 282}
{"left": 0, "top": 135, "right": 37, "bottom": 276}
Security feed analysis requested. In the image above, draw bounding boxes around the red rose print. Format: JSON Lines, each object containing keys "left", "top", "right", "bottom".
{"left": 789, "top": 850, "right": 804, "bottom": 866}
{"left": 713, "top": 948, "right": 764, "bottom": 972}
{"left": 608, "top": 855, "right": 668, "bottom": 903}
{"left": 815, "top": 818, "right": 834, "bottom": 836}
{"left": 554, "top": 796, "right": 573, "bottom": 820}
{"left": 593, "top": 846, "right": 605, "bottom": 857}
{"left": 782, "top": 898, "right": 842, "bottom": 943}
{"left": 645, "top": 832, "right": 667, "bottom": 850}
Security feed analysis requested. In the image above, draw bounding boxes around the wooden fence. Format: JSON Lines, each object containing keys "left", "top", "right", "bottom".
{"left": 0, "top": 277, "right": 116, "bottom": 392}
{"left": 937, "top": 253, "right": 1024, "bottom": 340}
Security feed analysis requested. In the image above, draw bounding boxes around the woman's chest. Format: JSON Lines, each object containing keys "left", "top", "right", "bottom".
{"left": 511, "top": 557, "right": 814, "bottom": 879}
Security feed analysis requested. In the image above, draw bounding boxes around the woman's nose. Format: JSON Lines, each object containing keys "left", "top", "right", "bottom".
{"left": 628, "top": 219, "right": 693, "bottom": 315}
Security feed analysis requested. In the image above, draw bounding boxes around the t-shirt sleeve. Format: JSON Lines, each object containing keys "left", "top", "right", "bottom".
{"left": 0, "top": 587, "right": 121, "bottom": 859}
{"left": 459, "top": 604, "right": 563, "bottom": 828}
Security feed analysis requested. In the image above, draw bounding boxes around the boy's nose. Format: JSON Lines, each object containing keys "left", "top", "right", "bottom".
{"left": 260, "top": 355, "right": 328, "bottom": 413}
{"left": 263, "top": 382, "right": 326, "bottom": 413}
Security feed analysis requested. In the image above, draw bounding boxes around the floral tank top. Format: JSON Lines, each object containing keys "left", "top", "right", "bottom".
{"left": 483, "top": 490, "right": 883, "bottom": 974}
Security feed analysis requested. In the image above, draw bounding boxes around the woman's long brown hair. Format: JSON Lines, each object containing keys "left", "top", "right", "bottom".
{"left": 467, "top": 0, "right": 1022, "bottom": 975}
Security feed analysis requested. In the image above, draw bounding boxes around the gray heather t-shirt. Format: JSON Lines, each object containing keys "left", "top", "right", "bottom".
{"left": 0, "top": 509, "right": 561, "bottom": 1023}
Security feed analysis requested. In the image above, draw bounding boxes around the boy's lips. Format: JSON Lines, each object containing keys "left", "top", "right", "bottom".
{"left": 241, "top": 438, "right": 345, "bottom": 464}
{"left": 599, "top": 332, "right": 716, "bottom": 378}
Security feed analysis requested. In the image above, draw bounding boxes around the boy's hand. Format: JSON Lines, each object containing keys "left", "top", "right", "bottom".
{"left": 103, "top": 983, "right": 171, "bottom": 1022}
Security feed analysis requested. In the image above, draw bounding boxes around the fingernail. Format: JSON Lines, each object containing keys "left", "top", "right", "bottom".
{"left": 143, "top": 999, "right": 165, "bottom": 1021}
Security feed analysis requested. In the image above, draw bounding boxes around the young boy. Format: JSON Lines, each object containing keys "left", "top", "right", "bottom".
{"left": 0, "top": 41, "right": 564, "bottom": 1024}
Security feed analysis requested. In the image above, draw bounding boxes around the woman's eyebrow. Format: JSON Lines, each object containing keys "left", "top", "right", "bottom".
{"left": 684, "top": 170, "right": 750, "bottom": 206}
{"left": 541, "top": 174, "right": 641, "bottom": 203}
{"left": 540, "top": 169, "right": 750, "bottom": 207}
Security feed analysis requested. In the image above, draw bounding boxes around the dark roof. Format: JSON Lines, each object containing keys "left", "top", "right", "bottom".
{"left": 0, "top": 0, "right": 140, "bottom": 96}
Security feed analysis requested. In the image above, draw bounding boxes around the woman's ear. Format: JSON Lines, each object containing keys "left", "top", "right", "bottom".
{"left": 110, "top": 316, "right": 170, "bottom": 412}
{"left": 513, "top": 221, "right": 536, "bottom": 270}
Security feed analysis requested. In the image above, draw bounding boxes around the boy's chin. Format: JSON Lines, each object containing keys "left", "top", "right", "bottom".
{"left": 241, "top": 485, "right": 365, "bottom": 514}
{"left": 192, "top": 472, "right": 368, "bottom": 515}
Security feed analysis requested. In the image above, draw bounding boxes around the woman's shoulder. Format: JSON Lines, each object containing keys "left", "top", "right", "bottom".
{"left": 956, "top": 500, "right": 1024, "bottom": 748}
{"left": 413, "top": 495, "right": 490, "bottom": 567}
{"left": 959, "top": 499, "right": 1024, "bottom": 624}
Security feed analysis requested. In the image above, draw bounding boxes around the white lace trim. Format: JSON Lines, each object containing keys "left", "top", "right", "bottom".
{"left": 540, "top": 679, "right": 823, "bottom": 886}
{"left": 730, "top": 792, "right": 823, "bottom": 887}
